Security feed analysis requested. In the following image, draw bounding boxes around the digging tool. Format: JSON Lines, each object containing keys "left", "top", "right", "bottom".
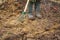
{"left": 18, "top": 0, "right": 30, "bottom": 22}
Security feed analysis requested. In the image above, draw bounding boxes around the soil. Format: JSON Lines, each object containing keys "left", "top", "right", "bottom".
{"left": 0, "top": 0, "right": 60, "bottom": 40}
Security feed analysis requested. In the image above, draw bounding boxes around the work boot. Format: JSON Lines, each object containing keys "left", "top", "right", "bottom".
{"left": 28, "top": 14, "right": 35, "bottom": 20}
{"left": 35, "top": 13, "right": 42, "bottom": 19}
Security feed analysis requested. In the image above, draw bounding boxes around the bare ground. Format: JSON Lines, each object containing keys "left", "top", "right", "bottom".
{"left": 0, "top": 0, "right": 60, "bottom": 40}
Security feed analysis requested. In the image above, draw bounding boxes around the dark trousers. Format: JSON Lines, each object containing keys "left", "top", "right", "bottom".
{"left": 28, "top": 1, "right": 40, "bottom": 14}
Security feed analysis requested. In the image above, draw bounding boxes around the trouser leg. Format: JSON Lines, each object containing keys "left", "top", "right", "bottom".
{"left": 35, "top": 1, "right": 42, "bottom": 18}
{"left": 28, "top": 2, "right": 33, "bottom": 14}
{"left": 35, "top": 1, "right": 40, "bottom": 13}
{"left": 28, "top": 2, "right": 35, "bottom": 20}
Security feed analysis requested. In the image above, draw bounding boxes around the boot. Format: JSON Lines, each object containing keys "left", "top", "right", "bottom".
{"left": 35, "top": 13, "right": 42, "bottom": 19}
{"left": 28, "top": 14, "right": 35, "bottom": 20}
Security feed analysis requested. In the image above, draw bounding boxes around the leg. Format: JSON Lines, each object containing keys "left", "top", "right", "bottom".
{"left": 28, "top": 2, "right": 33, "bottom": 14}
{"left": 35, "top": 1, "right": 42, "bottom": 18}
{"left": 28, "top": 2, "right": 35, "bottom": 20}
{"left": 35, "top": 1, "right": 40, "bottom": 13}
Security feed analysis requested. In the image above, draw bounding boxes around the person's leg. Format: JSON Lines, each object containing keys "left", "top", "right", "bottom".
{"left": 28, "top": 2, "right": 35, "bottom": 20}
{"left": 28, "top": 2, "right": 33, "bottom": 14}
{"left": 35, "top": 1, "right": 42, "bottom": 18}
